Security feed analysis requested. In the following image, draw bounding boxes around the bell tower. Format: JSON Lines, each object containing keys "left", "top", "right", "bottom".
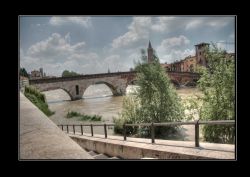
{"left": 147, "top": 40, "right": 153, "bottom": 63}
{"left": 195, "top": 42, "right": 209, "bottom": 67}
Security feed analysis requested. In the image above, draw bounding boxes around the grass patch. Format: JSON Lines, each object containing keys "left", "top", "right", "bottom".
{"left": 79, "top": 114, "right": 102, "bottom": 121}
{"left": 24, "top": 86, "right": 54, "bottom": 117}
{"left": 66, "top": 111, "right": 102, "bottom": 121}
{"left": 66, "top": 111, "right": 81, "bottom": 118}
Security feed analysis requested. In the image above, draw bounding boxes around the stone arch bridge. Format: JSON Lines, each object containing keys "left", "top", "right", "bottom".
{"left": 29, "top": 71, "right": 200, "bottom": 101}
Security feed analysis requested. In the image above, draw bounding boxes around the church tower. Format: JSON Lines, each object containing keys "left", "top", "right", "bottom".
{"left": 147, "top": 40, "right": 154, "bottom": 63}
{"left": 195, "top": 43, "right": 209, "bottom": 67}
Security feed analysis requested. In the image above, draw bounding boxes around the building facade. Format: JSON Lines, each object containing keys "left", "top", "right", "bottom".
{"left": 30, "top": 70, "right": 42, "bottom": 79}
{"left": 30, "top": 68, "right": 44, "bottom": 79}
{"left": 147, "top": 41, "right": 210, "bottom": 72}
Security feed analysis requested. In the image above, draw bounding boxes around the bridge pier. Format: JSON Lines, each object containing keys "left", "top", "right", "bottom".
{"left": 71, "top": 96, "right": 83, "bottom": 101}
{"left": 113, "top": 86, "right": 126, "bottom": 96}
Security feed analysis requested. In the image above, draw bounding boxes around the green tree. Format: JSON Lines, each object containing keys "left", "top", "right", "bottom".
{"left": 114, "top": 49, "right": 184, "bottom": 138}
{"left": 20, "top": 67, "right": 29, "bottom": 77}
{"left": 62, "top": 70, "right": 79, "bottom": 77}
{"left": 197, "top": 44, "right": 235, "bottom": 143}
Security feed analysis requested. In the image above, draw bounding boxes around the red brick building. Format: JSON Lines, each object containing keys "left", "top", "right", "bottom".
{"left": 147, "top": 41, "right": 210, "bottom": 72}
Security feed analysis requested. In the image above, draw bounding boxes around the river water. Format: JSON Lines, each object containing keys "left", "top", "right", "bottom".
{"left": 43, "top": 84, "right": 201, "bottom": 140}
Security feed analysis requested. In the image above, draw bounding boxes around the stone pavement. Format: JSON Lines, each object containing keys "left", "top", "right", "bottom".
{"left": 19, "top": 92, "right": 93, "bottom": 159}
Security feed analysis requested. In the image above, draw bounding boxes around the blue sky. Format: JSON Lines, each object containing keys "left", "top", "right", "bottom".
{"left": 20, "top": 16, "right": 235, "bottom": 76}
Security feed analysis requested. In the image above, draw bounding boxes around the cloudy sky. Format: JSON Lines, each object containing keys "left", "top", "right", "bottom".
{"left": 20, "top": 16, "right": 235, "bottom": 76}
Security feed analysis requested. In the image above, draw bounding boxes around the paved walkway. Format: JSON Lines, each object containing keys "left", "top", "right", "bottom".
{"left": 68, "top": 131, "right": 235, "bottom": 159}
{"left": 19, "top": 92, "right": 93, "bottom": 159}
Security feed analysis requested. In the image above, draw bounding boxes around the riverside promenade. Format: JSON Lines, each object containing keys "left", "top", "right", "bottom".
{"left": 19, "top": 92, "right": 93, "bottom": 159}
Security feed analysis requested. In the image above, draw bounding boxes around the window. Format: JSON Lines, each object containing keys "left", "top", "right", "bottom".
{"left": 190, "top": 64, "right": 194, "bottom": 72}
{"left": 76, "top": 85, "right": 79, "bottom": 95}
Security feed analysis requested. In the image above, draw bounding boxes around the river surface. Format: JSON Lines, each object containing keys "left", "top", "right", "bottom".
{"left": 43, "top": 84, "right": 202, "bottom": 140}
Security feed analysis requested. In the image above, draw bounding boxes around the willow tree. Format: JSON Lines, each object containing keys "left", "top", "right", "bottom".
{"left": 198, "top": 44, "right": 235, "bottom": 143}
{"left": 114, "top": 49, "right": 184, "bottom": 138}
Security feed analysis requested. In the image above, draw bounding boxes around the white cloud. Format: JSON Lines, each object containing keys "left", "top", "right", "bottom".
{"left": 185, "top": 17, "right": 232, "bottom": 30}
{"left": 160, "top": 49, "right": 195, "bottom": 63}
{"left": 27, "top": 33, "right": 73, "bottom": 59}
{"left": 20, "top": 32, "right": 131, "bottom": 76}
{"left": 151, "top": 17, "right": 176, "bottom": 32}
{"left": 103, "top": 55, "right": 130, "bottom": 72}
{"left": 185, "top": 20, "right": 203, "bottom": 30}
{"left": 21, "top": 16, "right": 235, "bottom": 76}
{"left": 71, "top": 42, "right": 86, "bottom": 52}
{"left": 21, "top": 33, "right": 102, "bottom": 76}
{"left": 49, "top": 17, "right": 92, "bottom": 27}
{"left": 156, "top": 35, "right": 193, "bottom": 63}
{"left": 157, "top": 35, "right": 190, "bottom": 50}
{"left": 112, "top": 17, "right": 151, "bottom": 49}
{"left": 229, "top": 33, "right": 235, "bottom": 40}
{"left": 207, "top": 19, "right": 229, "bottom": 28}
{"left": 216, "top": 40, "right": 226, "bottom": 50}
{"left": 65, "top": 32, "right": 71, "bottom": 44}
{"left": 112, "top": 16, "right": 177, "bottom": 49}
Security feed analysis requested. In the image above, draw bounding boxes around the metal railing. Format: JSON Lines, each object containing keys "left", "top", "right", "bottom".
{"left": 58, "top": 123, "right": 115, "bottom": 139}
{"left": 58, "top": 120, "right": 235, "bottom": 147}
{"left": 123, "top": 120, "right": 235, "bottom": 147}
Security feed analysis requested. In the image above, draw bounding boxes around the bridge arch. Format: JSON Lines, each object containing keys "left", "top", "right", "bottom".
{"left": 184, "top": 79, "right": 197, "bottom": 87}
{"left": 127, "top": 79, "right": 138, "bottom": 85}
{"left": 82, "top": 81, "right": 123, "bottom": 97}
{"left": 170, "top": 79, "right": 180, "bottom": 87}
{"left": 37, "top": 86, "right": 74, "bottom": 101}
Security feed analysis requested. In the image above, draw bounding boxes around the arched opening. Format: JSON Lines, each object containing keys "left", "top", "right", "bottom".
{"left": 83, "top": 82, "right": 115, "bottom": 99}
{"left": 189, "top": 64, "right": 194, "bottom": 72}
{"left": 42, "top": 88, "right": 72, "bottom": 104}
{"left": 128, "top": 79, "right": 138, "bottom": 85}
{"left": 126, "top": 80, "right": 139, "bottom": 94}
{"left": 171, "top": 80, "right": 180, "bottom": 88}
{"left": 75, "top": 85, "right": 79, "bottom": 95}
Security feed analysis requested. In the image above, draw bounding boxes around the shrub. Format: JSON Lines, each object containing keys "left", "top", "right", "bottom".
{"left": 24, "top": 86, "right": 54, "bottom": 117}
{"left": 66, "top": 111, "right": 102, "bottom": 121}
{"left": 66, "top": 111, "right": 81, "bottom": 118}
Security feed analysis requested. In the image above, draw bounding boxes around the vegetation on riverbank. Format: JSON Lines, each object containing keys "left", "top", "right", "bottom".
{"left": 114, "top": 49, "right": 184, "bottom": 138}
{"left": 62, "top": 70, "right": 80, "bottom": 77}
{"left": 66, "top": 111, "right": 102, "bottom": 121}
{"left": 24, "top": 86, "right": 54, "bottom": 116}
{"left": 184, "top": 44, "right": 235, "bottom": 144}
{"left": 114, "top": 44, "right": 235, "bottom": 144}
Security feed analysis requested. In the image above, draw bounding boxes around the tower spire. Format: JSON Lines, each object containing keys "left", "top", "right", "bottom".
{"left": 148, "top": 40, "right": 152, "bottom": 49}
{"left": 147, "top": 40, "right": 153, "bottom": 63}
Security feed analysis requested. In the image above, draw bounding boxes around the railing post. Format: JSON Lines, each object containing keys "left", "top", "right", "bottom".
{"left": 91, "top": 124, "right": 93, "bottom": 136}
{"left": 81, "top": 125, "right": 83, "bottom": 135}
{"left": 67, "top": 125, "right": 69, "bottom": 133}
{"left": 104, "top": 124, "right": 107, "bottom": 138}
{"left": 61, "top": 125, "right": 63, "bottom": 131}
{"left": 73, "top": 125, "right": 75, "bottom": 134}
{"left": 151, "top": 123, "right": 155, "bottom": 144}
{"left": 195, "top": 120, "right": 200, "bottom": 147}
{"left": 123, "top": 124, "right": 127, "bottom": 141}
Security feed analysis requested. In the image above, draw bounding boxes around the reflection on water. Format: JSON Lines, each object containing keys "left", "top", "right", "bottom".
{"left": 43, "top": 84, "right": 201, "bottom": 139}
